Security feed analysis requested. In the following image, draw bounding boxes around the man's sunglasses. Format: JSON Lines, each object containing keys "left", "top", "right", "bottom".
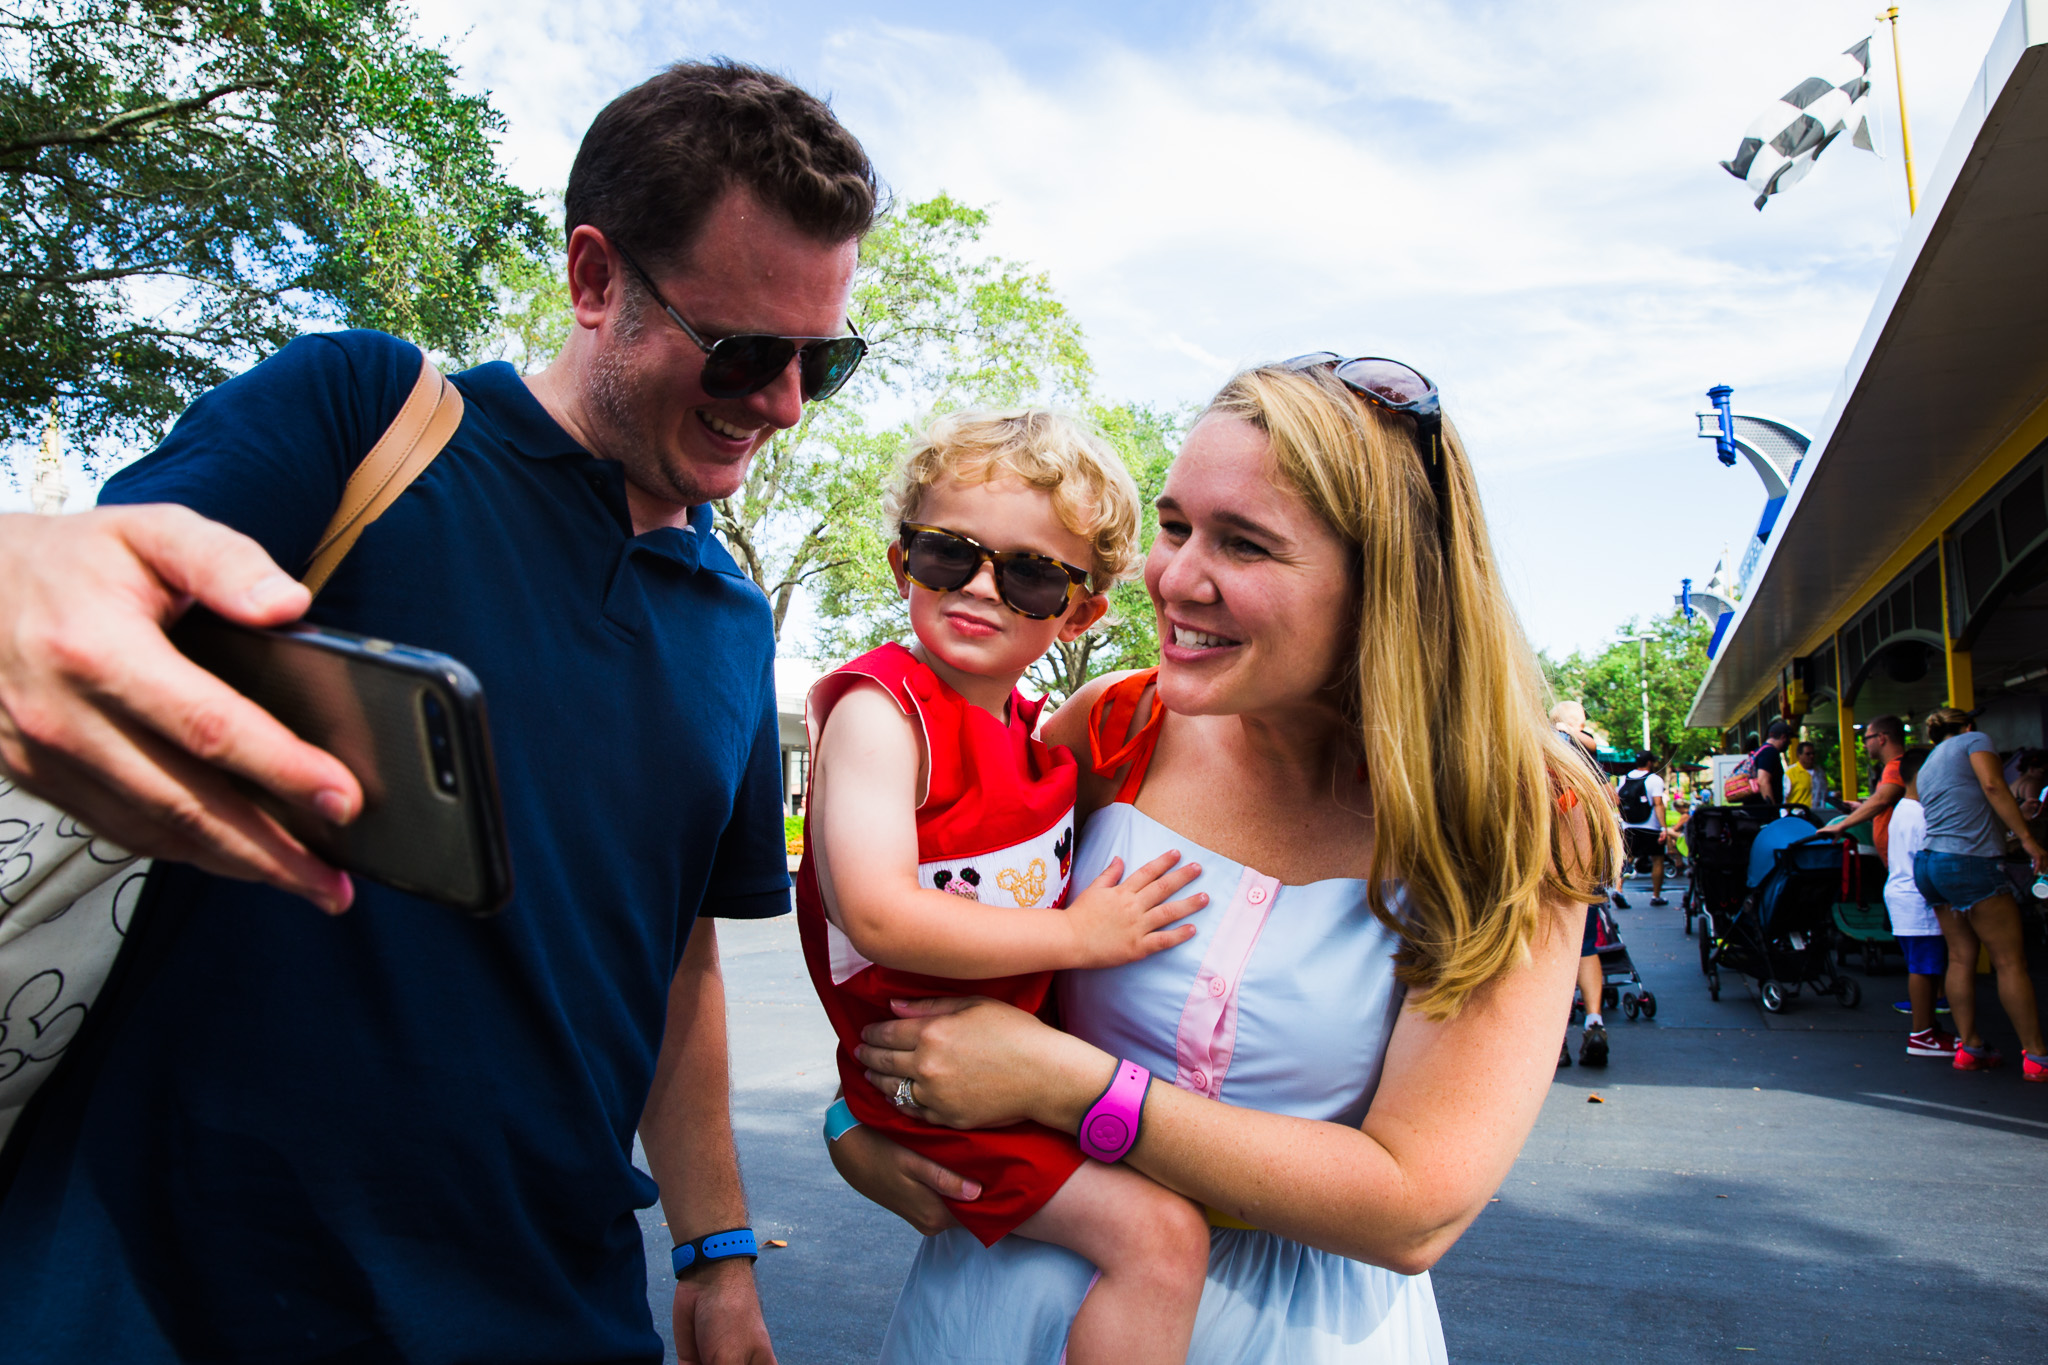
{"left": 1280, "top": 353, "right": 1447, "bottom": 513}
{"left": 897, "top": 523, "right": 1091, "bottom": 620}
{"left": 616, "top": 245, "right": 867, "bottom": 403}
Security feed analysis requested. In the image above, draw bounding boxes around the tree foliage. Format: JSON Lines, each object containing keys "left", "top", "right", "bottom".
{"left": 0, "top": 0, "right": 546, "bottom": 455}
{"left": 1542, "top": 607, "right": 1723, "bottom": 770}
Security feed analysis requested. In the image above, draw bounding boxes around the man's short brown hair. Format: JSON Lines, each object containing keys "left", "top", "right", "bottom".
{"left": 1864, "top": 713, "right": 1905, "bottom": 745}
{"left": 566, "top": 60, "right": 879, "bottom": 269}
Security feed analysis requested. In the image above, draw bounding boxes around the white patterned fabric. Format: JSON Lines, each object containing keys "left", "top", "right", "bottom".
{"left": 1720, "top": 36, "right": 1877, "bottom": 209}
{"left": 0, "top": 778, "right": 148, "bottom": 1150}
{"left": 878, "top": 801, "right": 1446, "bottom": 1364}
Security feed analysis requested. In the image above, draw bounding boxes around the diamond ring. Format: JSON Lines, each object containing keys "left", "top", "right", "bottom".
{"left": 892, "top": 1078, "right": 917, "bottom": 1110}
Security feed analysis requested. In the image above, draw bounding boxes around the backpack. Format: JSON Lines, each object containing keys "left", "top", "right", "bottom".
{"left": 1722, "top": 746, "right": 1770, "bottom": 803}
{"left": 1617, "top": 773, "right": 1653, "bottom": 824}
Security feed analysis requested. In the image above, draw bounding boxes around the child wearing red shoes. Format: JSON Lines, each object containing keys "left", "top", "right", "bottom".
{"left": 796, "top": 411, "right": 1211, "bottom": 1365}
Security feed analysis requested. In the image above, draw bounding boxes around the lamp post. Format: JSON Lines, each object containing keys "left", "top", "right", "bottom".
{"left": 1617, "top": 633, "right": 1655, "bottom": 753}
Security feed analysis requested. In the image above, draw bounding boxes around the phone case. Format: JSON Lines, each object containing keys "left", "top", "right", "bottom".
{"left": 173, "top": 614, "right": 513, "bottom": 916}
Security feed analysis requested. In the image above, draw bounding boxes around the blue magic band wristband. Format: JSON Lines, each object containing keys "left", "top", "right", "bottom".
{"left": 671, "top": 1228, "right": 758, "bottom": 1278}
{"left": 824, "top": 1097, "right": 861, "bottom": 1143}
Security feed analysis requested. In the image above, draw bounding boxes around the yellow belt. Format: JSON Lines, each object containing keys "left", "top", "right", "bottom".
{"left": 1204, "top": 1206, "right": 1258, "bottom": 1231}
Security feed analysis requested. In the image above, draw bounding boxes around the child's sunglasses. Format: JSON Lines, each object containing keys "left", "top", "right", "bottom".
{"left": 617, "top": 246, "right": 867, "bottom": 403}
{"left": 898, "top": 523, "right": 1091, "bottom": 620}
{"left": 1280, "top": 353, "right": 1447, "bottom": 514}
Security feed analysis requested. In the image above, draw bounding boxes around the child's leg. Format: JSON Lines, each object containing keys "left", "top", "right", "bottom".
{"left": 1906, "top": 968, "right": 1941, "bottom": 1035}
{"left": 1014, "top": 1159, "right": 1209, "bottom": 1365}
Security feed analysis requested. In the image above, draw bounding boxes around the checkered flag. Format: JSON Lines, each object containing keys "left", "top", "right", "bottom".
{"left": 1720, "top": 37, "right": 1877, "bottom": 210}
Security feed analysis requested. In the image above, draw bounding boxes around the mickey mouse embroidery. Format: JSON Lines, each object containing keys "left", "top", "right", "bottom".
{"left": 932, "top": 868, "right": 982, "bottom": 899}
{"left": 1053, "top": 826, "right": 1073, "bottom": 881}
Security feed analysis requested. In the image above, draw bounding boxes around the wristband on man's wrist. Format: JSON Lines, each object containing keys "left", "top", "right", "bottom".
{"left": 671, "top": 1227, "right": 758, "bottom": 1278}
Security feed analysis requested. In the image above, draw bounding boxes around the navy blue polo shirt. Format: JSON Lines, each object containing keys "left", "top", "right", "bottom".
{"left": 0, "top": 331, "right": 790, "bottom": 1362}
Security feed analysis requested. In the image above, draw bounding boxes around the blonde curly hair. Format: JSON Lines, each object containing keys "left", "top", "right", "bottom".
{"left": 882, "top": 409, "right": 1143, "bottom": 591}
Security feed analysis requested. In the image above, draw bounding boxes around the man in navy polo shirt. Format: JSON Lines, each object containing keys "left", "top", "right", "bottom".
{"left": 0, "top": 63, "right": 875, "bottom": 1363}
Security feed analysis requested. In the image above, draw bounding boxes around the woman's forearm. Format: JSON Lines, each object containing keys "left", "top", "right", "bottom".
{"left": 1019, "top": 1025, "right": 1499, "bottom": 1272}
{"left": 1119, "top": 1083, "right": 1468, "bottom": 1273}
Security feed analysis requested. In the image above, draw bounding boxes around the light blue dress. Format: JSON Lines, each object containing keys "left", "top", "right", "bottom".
{"left": 877, "top": 801, "right": 1448, "bottom": 1363}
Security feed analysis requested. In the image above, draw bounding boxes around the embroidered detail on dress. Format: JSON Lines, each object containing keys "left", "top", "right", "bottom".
{"left": 932, "top": 868, "right": 982, "bottom": 898}
{"left": 996, "top": 858, "right": 1049, "bottom": 907}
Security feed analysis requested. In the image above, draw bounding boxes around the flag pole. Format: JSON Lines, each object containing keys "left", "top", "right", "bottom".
{"left": 1881, "top": 6, "right": 1918, "bottom": 213}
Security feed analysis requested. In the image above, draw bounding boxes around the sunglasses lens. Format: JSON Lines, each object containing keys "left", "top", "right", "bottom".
{"left": 800, "top": 338, "right": 866, "bottom": 402}
{"left": 1333, "top": 358, "right": 1432, "bottom": 407}
{"left": 996, "top": 557, "right": 1077, "bottom": 618}
{"left": 904, "top": 530, "right": 979, "bottom": 589}
{"left": 700, "top": 335, "right": 798, "bottom": 398}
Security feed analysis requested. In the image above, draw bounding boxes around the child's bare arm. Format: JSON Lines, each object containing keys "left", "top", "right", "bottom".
{"left": 813, "top": 683, "right": 1204, "bottom": 978}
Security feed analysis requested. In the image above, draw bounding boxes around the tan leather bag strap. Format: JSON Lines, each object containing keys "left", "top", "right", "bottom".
{"left": 301, "top": 347, "right": 465, "bottom": 596}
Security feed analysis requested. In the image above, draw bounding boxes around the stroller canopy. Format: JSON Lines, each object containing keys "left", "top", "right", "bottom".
{"left": 1746, "top": 814, "right": 1824, "bottom": 888}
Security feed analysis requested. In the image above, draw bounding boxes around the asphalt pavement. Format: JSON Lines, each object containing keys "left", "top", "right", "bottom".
{"left": 640, "top": 867, "right": 2048, "bottom": 1363}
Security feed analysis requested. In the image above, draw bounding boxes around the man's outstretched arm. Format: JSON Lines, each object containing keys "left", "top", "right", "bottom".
{"left": 0, "top": 508, "right": 358, "bottom": 911}
{"left": 640, "top": 919, "right": 776, "bottom": 1365}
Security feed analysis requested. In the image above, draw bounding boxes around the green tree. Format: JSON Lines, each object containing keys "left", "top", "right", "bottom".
{"left": 0, "top": 0, "right": 546, "bottom": 456}
{"left": 716, "top": 194, "right": 1092, "bottom": 644}
{"left": 1543, "top": 607, "right": 1722, "bottom": 771}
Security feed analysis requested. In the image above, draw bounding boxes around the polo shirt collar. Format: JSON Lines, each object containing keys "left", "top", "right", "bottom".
{"left": 460, "top": 361, "right": 735, "bottom": 575}
{"left": 459, "top": 361, "right": 589, "bottom": 460}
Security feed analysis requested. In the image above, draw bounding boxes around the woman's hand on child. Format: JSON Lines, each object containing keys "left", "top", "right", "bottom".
{"left": 1061, "top": 850, "right": 1206, "bottom": 969}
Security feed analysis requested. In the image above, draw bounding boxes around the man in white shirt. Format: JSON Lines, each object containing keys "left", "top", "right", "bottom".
{"left": 1615, "top": 751, "right": 1669, "bottom": 908}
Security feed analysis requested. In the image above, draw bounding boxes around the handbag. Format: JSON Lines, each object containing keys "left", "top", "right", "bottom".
{"left": 1721, "top": 745, "right": 1770, "bottom": 803}
{"left": 0, "top": 349, "right": 463, "bottom": 1149}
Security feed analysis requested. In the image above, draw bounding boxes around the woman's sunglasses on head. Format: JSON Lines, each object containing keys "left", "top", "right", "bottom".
{"left": 615, "top": 245, "right": 868, "bottom": 403}
{"left": 1280, "top": 353, "right": 1446, "bottom": 509}
{"left": 898, "top": 523, "right": 1091, "bottom": 620}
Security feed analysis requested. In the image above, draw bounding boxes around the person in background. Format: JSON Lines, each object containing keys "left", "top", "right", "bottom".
{"left": 1739, "top": 720, "right": 1793, "bottom": 815}
{"left": 1820, "top": 714, "right": 1908, "bottom": 862}
{"left": 1912, "top": 708, "right": 2048, "bottom": 1079}
{"left": 1883, "top": 748, "right": 1955, "bottom": 1059}
{"left": 1615, "top": 750, "right": 1669, "bottom": 908}
{"left": 1786, "top": 740, "right": 1829, "bottom": 811}
{"left": 1552, "top": 701, "right": 1616, "bottom": 1067}
{"left": 2006, "top": 748, "right": 2047, "bottom": 831}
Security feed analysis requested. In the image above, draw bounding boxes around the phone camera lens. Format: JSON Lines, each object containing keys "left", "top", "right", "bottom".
{"left": 420, "top": 691, "right": 459, "bottom": 798}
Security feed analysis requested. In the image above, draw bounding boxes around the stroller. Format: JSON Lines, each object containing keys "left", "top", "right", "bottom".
{"left": 1571, "top": 900, "right": 1658, "bottom": 1021}
{"left": 1697, "top": 817, "right": 1864, "bottom": 1012}
{"left": 1680, "top": 803, "right": 1768, "bottom": 938}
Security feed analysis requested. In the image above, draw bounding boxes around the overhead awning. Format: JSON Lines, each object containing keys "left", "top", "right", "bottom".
{"left": 1689, "top": 0, "right": 2048, "bottom": 727}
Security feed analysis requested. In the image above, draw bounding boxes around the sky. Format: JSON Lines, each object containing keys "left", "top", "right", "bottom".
{"left": 6, "top": 0, "right": 2016, "bottom": 657}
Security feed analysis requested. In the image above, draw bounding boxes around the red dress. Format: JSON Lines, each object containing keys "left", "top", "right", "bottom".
{"left": 795, "top": 643, "right": 1085, "bottom": 1246}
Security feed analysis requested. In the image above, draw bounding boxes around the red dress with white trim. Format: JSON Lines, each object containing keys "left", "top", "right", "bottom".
{"left": 795, "top": 642, "right": 1084, "bottom": 1245}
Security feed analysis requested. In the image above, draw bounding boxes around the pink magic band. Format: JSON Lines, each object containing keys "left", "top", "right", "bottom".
{"left": 1078, "top": 1059, "right": 1151, "bottom": 1163}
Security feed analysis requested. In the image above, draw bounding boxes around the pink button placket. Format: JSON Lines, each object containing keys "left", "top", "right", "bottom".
{"left": 1173, "top": 866, "right": 1279, "bottom": 1101}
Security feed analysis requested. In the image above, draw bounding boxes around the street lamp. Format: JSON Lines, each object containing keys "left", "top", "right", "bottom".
{"left": 1616, "top": 633, "right": 1655, "bottom": 752}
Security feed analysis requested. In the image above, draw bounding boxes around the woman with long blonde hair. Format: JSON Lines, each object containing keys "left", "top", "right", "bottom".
{"left": 832, "top": 355, "right": 1618, "bottom": 1362}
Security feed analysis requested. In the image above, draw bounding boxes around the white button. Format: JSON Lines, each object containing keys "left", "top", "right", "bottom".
{"left": 1247, "top": 886, "right": 1268, "bottom": 905}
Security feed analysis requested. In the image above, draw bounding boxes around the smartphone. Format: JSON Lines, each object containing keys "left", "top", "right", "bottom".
{"left": 172, "top": 612, "right": 513, "bottom": 916}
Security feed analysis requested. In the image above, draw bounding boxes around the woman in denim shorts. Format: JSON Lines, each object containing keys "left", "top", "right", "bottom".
{"left": 1911, "top": 707, "right": 2048, "bottom": 1079}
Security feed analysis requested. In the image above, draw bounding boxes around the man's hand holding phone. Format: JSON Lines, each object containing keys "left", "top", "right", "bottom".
{"left": 0, "top": 506, "right": 359, "bottom": 912}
